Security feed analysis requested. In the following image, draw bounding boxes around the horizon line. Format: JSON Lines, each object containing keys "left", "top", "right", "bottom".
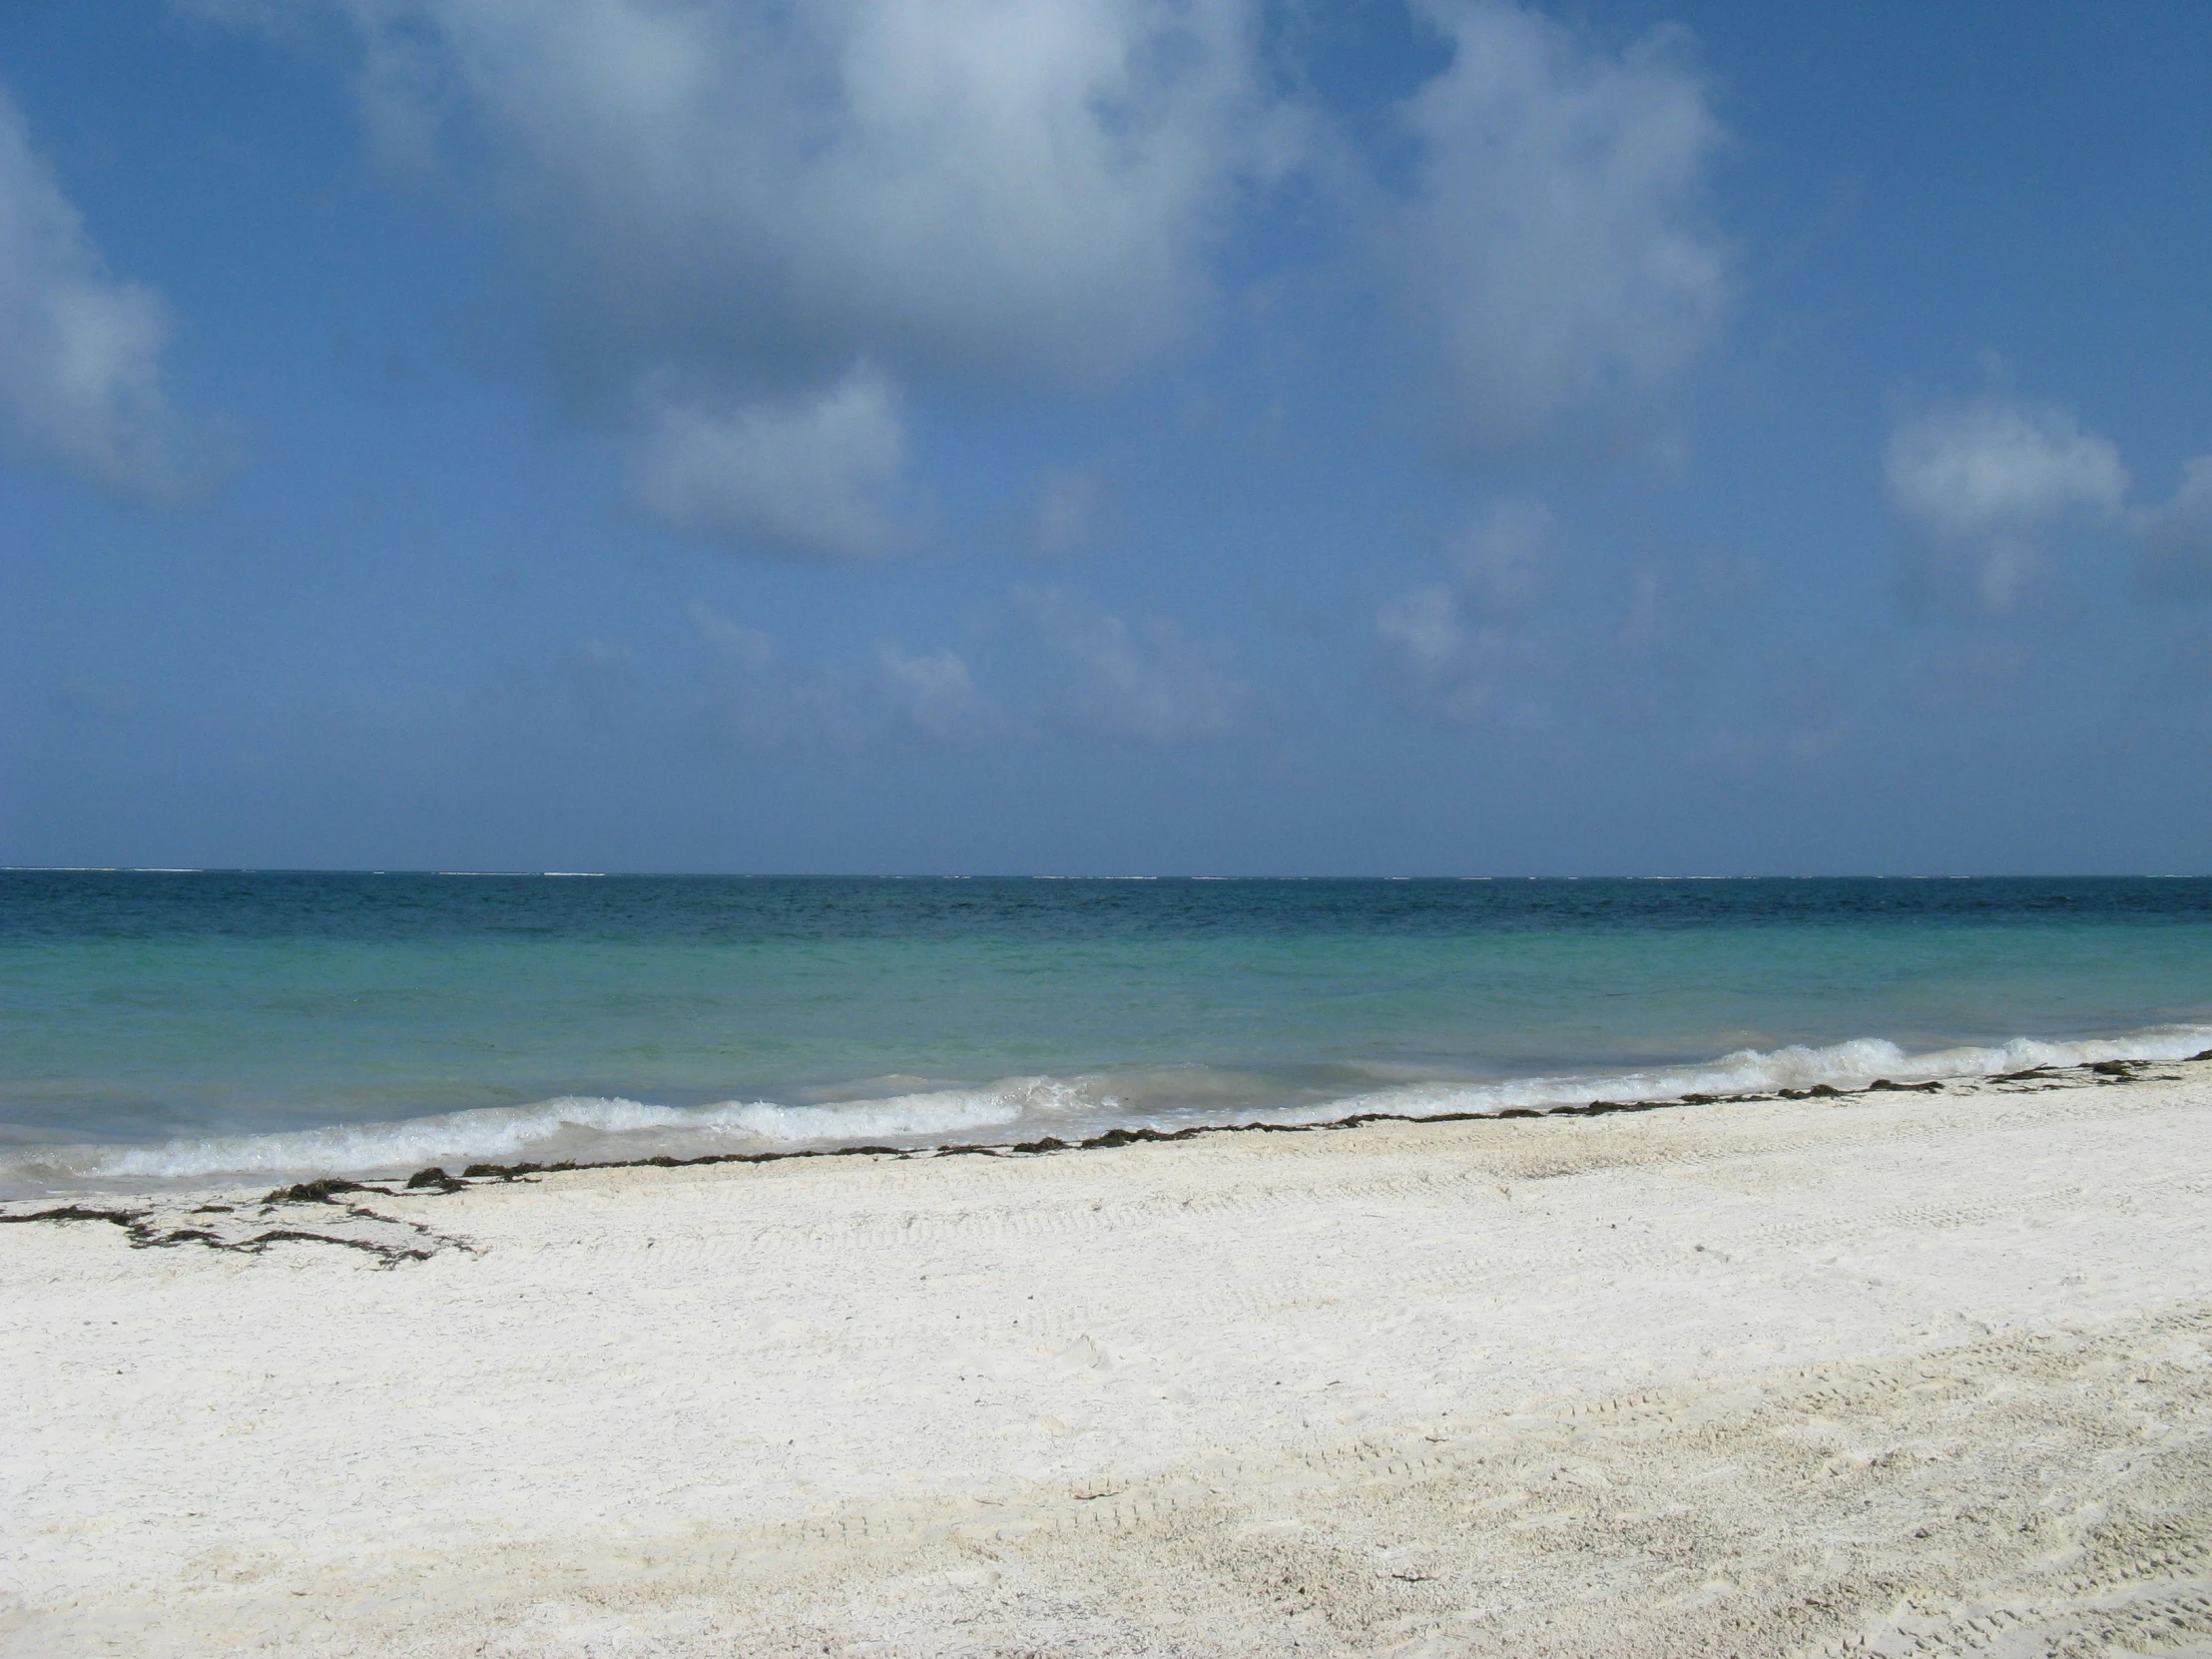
{"left": 4, "top": 867, "right": 2206, "bottom": 882}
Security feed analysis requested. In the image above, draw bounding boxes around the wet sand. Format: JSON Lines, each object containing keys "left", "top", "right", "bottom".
{"left": 5, "top": 1060, "right": 2212, "bottom": 1656}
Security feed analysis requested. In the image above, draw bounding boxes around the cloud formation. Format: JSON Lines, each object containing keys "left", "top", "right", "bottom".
{"left": 334, "top": 0, "right": 1291, "bottom": 388}
{"left": 687, "top": 601, "right": 863, "bottom": 747}
{"left": 1378, "top": 497, "right": 1552, "bottom": 721}
{"left": 1032, "top": 465, "right": 1107, "bottom": 558}
{"left": 1885, "top": 392, "right": 2127, "bottom": 610}
{"left": 260, "top": 0, "right": 1304, "bottom": 558}
{"left": 1447, "top": 495, "right": 1551, "bottom": 607}
{"left": 632, "top": 365, "right": 904, "bottom": 557}
{"left": 2135, "top": 454, "right": 2212, "bottom": 597}
{"left": 1386, "top": 1, "right": 1730, "bottom": 451}
{"left": 187, "top": 0, "right": 1755, "bottom": 552}
{"left": 688, "top": 603, "right": 994, "bottom": 745}
{"left": 0, "top": 86, "right": 224, "bottom": 505}
{"left": 876, "top": 643, "right": 988, "bottom": 740}
{"left": 1025, "top": 587, "right": 1239, "bottom": 742}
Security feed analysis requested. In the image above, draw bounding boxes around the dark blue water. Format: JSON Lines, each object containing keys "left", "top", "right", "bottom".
{"left": 3, "top": 871, "right": 2208, "bottom": 1193}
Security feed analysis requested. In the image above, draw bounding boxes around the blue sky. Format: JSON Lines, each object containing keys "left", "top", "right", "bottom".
{"left": 3, "top": 0, "right": 2210, "bottom": 874}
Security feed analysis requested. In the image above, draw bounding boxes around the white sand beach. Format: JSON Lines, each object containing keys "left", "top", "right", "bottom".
{"left": 5, "top": 1061, "right": 2212, "bottom": 1657}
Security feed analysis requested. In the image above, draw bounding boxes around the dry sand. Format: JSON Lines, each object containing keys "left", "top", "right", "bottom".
{"left": 5, "top": 1060, "right": 2212, "bottom": 1657}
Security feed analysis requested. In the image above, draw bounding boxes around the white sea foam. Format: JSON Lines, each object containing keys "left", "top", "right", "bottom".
{"left": 4, "top": 1024, "right": 2207, "bottom": 1196}
{"left": 0, "top": 1076, "right": 1105, "bottom": 1192}
{"left": 1263, "top": 1025, "right": 2212, "bottom": 1127}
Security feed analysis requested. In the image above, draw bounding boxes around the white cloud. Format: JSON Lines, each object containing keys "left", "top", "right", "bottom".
{"left": 1885, "top": 392, "right": 2127, "bottom": 610}
{"left": 1387, "top": 1, "right": 1730, "bottom": 451}
{"left": 561, "top": 636, "right": 634, "bottom": 720}
{"left": 877, "top": 643, "right": 987, "bottom": 739}
{"left": 1887, "top": 394, "right": 2127, "bottom": 541}
{"left": 685, "top": 601, "right": 774, "bottom": 669}
{"left": 298, "top": 0, "right": 1294, "bottom": 396}
{"left": 686, "top": 601, "right": 861, "bottom": 745}
{"left": 688, "top": 603, "right": 991, "bottom": 744}
{"left": 1024, "top": 586, "right": 1238, "bottom": 742}
{"left": 189, "top": 1, "right": 1746, "bottom": 536}
{"left": 2135, "top": 453, "right": 2212, "bottom": 596}
{"left": 1034, "top": 465, "right": 1106, "bottom": 558}
{"left": 1376, "top": 583, "right": 1536, "bottom": 725}
{"left": 632, "top": 365, "right": 904, "bottom": 557}
{"left": 1378, "top": 497, "right": 1552, "bottom": 722}
{"left": 1378, "top": 583, "right": 1463, "bottom": 675}
{"left": 196, "top": 0, "right": 1302, "bottom": 558}
{"left": 0, "top": 86, "right": 226, "bottom": 505}
{"left": 1448, "top": 496, "right": 1550, "bottom": 608}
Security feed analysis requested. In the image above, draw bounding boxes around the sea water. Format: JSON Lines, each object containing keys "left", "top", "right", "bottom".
{"left": 3, "top": 870, "right": 2209, "bottom": 1196}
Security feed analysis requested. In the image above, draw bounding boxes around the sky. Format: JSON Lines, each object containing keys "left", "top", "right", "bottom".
{"left": 3, "top": 0, "right": 2210, "bottom": 875}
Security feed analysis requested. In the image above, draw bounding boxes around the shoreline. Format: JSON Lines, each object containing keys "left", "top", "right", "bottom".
{"left": 8, "top": 1049, "right": 2203, "bottom": 1218}
{"left": 10, "top": 1013, "right": 2212, "bottom": 1203}
{"left": 6, "top": 1062, "right": 2211, "bottom": 1655}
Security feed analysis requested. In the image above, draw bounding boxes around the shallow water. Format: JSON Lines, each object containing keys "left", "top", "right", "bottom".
{"left": 3, "top": 871, "right": 2209, "bottom": 1194}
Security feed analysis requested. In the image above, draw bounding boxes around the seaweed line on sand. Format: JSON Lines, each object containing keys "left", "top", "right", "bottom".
{"left": 3, "top": 1055, "right": 2199, "bottom": 1262}
{"left": 0, "top": 1185, "right": 481, "bottom": 1267}
{"left": 383, "top": 1052, "right": 2212, "bottom": 1187}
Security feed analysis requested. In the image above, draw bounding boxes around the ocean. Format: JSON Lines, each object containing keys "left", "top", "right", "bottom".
{"left": 3, "top": 870, "right": 2209, "bottom": 1196}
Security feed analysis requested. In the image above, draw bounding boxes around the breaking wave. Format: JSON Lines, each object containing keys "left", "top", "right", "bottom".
{"left": 4, "top": 1022, "right": 2208, "bottom": 1196}
{"left": 1284, "top": 1025, "right": 2212, "bottom": 1125}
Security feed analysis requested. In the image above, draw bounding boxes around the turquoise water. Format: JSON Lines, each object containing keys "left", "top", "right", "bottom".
{"left": 3, "top": 871, "right": 2209, "bottom": 1193}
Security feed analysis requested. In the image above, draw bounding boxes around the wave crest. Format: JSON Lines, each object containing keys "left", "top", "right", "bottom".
{"left": 4, "top": 1023, "right": 2206, "bottom": 1196}
{"left": 2, "top": 1076, "right": 1104, "bottom": 1191}
{"left": 1292, "top": 1027, "right": 2212, "bottom": 1125}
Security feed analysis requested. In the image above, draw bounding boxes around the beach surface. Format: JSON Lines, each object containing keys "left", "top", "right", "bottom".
{"left": 5, "top": 1062, "right": 2212, "bottom": 1657}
